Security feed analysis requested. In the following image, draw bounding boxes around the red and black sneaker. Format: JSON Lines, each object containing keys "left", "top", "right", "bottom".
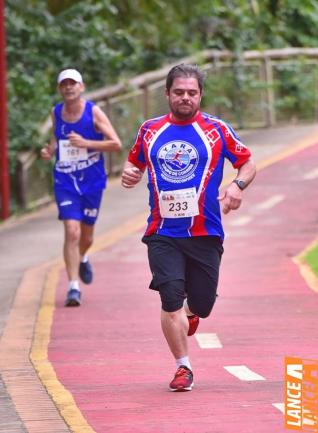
{"left": 169, "top": 365, "right": 194, "bottom": 392}
{"left": 187, "top": 314, "right": 199, "bottom": 336}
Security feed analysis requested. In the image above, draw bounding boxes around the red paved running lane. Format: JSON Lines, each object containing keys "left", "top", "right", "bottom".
{"left": 48, "top": 142, "right": 318, "bottom": 433}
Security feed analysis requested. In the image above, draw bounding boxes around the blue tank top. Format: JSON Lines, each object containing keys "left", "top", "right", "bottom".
{"left": 53, "top": 100, "right": 106, "bottom": 193}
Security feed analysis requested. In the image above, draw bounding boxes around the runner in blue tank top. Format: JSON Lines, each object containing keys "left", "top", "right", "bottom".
{"left": 122, "top": 64, "right": 256, "bottom": 392}
{"left": 41, "top": 69, "right": 121, "bottom": 307}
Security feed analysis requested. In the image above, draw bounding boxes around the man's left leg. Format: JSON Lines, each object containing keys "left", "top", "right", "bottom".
{"left": 78, "top": 222, "right": 94, "bottom": 284}
{"left": 184, "top": 236, "right": 224, "bottom": 333}
{"left": 78, "top": 189, "right": 103, "bottom": 284}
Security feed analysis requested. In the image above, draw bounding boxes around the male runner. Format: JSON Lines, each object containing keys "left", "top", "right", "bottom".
{"left": 41, "top": 68, "right": 121, "bottom": 306}
{"left": 121, "top": 64, "right": 256, "bottom": 391}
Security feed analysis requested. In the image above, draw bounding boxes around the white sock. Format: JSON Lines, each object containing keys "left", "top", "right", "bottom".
{"left": 176, "top": 356, "right": 192, "bottom": 371}
{"left": 69, "top": 280, "right": 80, "bottom": 291}
{"left": 81, "top": 254, "right": 88, "bottom": 263}
{"left": 183, "top": 299, "right": 193, "bottom": 317}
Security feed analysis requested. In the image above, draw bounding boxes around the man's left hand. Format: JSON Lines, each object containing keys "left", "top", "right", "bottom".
{"left": 68, "top": 131, "right": 87, "bottom": 148}
{"left": 218, "top": 182, "right": 242, "bottom": 214}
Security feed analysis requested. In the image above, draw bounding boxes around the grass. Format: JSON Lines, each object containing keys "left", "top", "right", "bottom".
{"left": 304, "top": 243, "right": 318, "bottom": 278}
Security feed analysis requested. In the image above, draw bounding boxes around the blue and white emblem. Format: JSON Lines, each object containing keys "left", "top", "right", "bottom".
{"left": 157, "top": 140, "right": 198, "bottom": 183}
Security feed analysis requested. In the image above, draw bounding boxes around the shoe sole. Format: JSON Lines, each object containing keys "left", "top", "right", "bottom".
{"left": 79, "top": 276, "right": 93, "bottom": 284}
{"left": 169, "top": 383, "right": 194, "bottom": 392}
{"left": 65, "top": 299, "right": 81, "bottom": 307}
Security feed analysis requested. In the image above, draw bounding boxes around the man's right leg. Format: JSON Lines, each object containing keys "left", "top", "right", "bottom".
{"left": 55, "top": 186, "right": 83, "bottom": 306}
{"left": 161, "top": 308, "right": 189, "bottom": 361}
{"left": 142, "top": 235, "right": 193, "bottom": 390}
{"left": 63, "top": 219, "right": 81, "bottom": 280}
{"left": 159, "top": 280, "right": 194, "bottom": 391}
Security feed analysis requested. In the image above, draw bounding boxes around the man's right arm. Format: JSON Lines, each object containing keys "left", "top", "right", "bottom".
{"left": 40, "top": 112, "right": 57, "bottom": 161}
{"left": 121, "top": 121, "right": 147, "bottom": 188}
{"left": 121, "top": 161, "right": 144, "bottom": 189}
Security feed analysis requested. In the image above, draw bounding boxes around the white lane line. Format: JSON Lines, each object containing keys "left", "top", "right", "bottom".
{"left": 273, "top": 402, "right": 284, "bottom": 413}
{"left": 255, "top": 194, "right": 285, "bottom": 210}
{"left": 227, "top": 194, "right": 285, "bottom": 227}
{"left": 195, "top": 333, "right": 223, "bottom": 349}
{"left": 228, "top": 216, "right": 252, "bottom": 226}
{"left": 224, "top": 365, "right": 266, "bottom": 381}
{"left": 304, "top": 167, "right": 318, "bottom": 180}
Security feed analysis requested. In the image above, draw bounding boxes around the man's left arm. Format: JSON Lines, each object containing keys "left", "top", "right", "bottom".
{"left": 233, "top": 158, "right": 256, "bottom": 190}
{"left": 68, "top": 105, "right": 122, "bottom": 152}
{"left": 218, "top": 158, "right": 256, "bottom": 214}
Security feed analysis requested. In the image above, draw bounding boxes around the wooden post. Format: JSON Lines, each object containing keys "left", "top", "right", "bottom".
{"left": 263, "top": 55, "right": 276, "bottom": 127}
{"left": 142, "top": 85, "right": 149, "bottom": 119}
{"left": 104, "top": 99, "right": 113, "bottom": 175}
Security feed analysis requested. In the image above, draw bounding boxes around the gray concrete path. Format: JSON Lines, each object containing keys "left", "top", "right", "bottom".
{"left": 0, "top": 123, "right": 318, "bottom": 433}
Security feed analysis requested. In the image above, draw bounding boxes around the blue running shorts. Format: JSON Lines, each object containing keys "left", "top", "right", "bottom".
{"left": 55, "top": 188, "right": 103, "bottom": 225}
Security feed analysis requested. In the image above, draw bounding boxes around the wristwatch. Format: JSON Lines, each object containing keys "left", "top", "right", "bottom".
{"left": 232, "top": 179, "right": 246, "bottom": 190}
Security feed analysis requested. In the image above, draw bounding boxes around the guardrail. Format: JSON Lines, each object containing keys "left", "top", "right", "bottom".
{"left": 16, "top": 47, "right": 318, "bottom": 210}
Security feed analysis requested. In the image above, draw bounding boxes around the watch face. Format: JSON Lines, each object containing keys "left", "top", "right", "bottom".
{"left": 234, "top": 179, "right": 246, "bottom": 190}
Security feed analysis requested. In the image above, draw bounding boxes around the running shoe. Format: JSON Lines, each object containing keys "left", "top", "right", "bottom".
{"left": 169, "top": 365, "right": 194, "bottom": 392}
{"left": 65, "top": 289, "right": 81, "bottom": 307}
{"left": 79, "top": 260, "right": 93, "bottom": 284}
{"left": 187, "top": 314, "right": 200, "bottom": 336}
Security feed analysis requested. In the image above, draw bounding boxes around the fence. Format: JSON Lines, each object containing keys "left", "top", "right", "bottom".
{"left": 12, "top": 47, "right": 318, "bottom": 210}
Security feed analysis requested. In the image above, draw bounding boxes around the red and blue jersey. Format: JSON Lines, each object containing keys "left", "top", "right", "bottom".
{"left": 128, "top": 111, "right": 251, "bottom": 240}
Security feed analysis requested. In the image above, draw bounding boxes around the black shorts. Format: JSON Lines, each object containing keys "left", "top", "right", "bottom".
{"left": 142, "top": 234, "right": 224, "bottom": 316}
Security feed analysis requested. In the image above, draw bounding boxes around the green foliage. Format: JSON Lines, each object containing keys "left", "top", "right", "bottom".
{"left": 274, "top": 60, "right": 318, "bottom": 122}
{"left": 202, "top": 61, "right": 274, "bottom": 129}
{"left": 304, "top": 243, "right": 318, "bottom": 278}
{"left": 4, "top": 0, "right": 318, "bottom": 205}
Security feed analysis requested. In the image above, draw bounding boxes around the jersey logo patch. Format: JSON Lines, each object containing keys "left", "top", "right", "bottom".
{"left": 235, "top": 142, "right": 245, "bottom": 152}
{"left": 157, "top": 140, "right": 199, "bottom": 183}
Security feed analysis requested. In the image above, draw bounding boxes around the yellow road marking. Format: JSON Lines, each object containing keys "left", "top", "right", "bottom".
{"left": 30, "top": 214, "right": 147, "bottom": 433}
{"left": 293, "top": 238, "right": 318, "bottom": 294}
{"left": 255, "top": 132, "right": 318, "bottom": 171}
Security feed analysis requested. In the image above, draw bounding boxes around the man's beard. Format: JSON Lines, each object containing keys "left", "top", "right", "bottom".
{"left": 170, "top": 104, "right": 197, "bottom": 120}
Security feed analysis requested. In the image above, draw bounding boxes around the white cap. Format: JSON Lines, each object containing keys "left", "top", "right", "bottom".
{"left": 57, "top": 69, "right": 83, "bottom": 84}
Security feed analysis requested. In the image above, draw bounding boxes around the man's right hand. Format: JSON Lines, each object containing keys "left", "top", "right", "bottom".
{"left": 40, "top": 146, "right": 53, "bottom": 161}
{"left": 121, "top": 166, "right": 143, "bottom": 188}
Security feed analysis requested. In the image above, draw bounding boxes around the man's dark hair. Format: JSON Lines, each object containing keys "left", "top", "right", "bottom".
{"left": 166, "top": 64, "right": 205, "bottom": 93}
